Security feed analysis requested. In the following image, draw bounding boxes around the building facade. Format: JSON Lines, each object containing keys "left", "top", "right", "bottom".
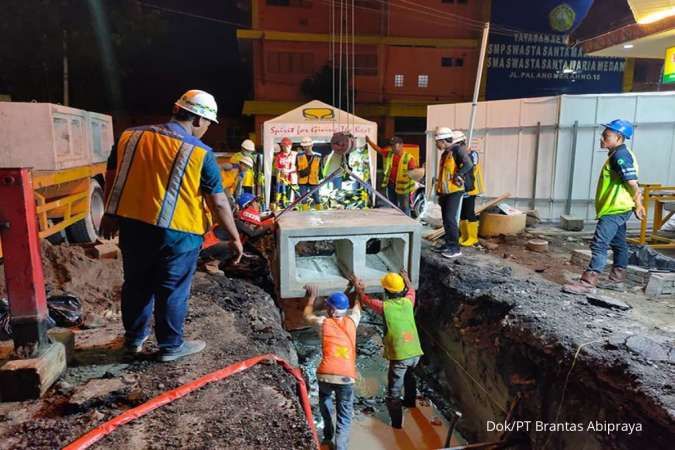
{"left": 237, "top": 0, "right": 490, "bottom": 149}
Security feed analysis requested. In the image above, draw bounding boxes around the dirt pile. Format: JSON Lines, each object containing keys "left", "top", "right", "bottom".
{"left": 416, "top": 250, "right": 675, "bottom": 450}
{"left": 1, "top": 273, "right": 315, "bottom": 449}
{"left": 0, "top": 240, "right": 123, "bottom": 317}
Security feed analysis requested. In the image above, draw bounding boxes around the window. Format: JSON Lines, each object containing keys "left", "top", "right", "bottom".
{"left": 267, "top": 52, "right": 314, "bottom": 74}
{"left": 418, "top": 74, "right": 429, "bottom": 88}
{"left": 441, "top": 57, "right": 464, "bottom": 67}
{"left": 394, "top": 74, "right": 404, "bottom": 87}
{"left": 267, "top": 0, "right": 312, "bottom": 7}
{"left": 355, "top": 54, "right": 378, "bottom": 76}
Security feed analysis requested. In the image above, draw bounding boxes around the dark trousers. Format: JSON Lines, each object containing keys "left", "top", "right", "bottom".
{"left": 588, "top": 211, "right": 632, "bottom": 273}
{"left": 120, "top": 246, "right": 199, "bottom": 351}
{"left": 460, "top": 195, "right": 478, "bottom": 221}
{"left": 319, "top": 381, "right": 354, "bottom": 450}
{"left": 438, "top": 192, "right": 464, "bottom": 251}
{"left": 386, "top": 184, "right": 411, "bottom": 216}
{"left": 299, "top": 184, "right": 321, "bottom": 206}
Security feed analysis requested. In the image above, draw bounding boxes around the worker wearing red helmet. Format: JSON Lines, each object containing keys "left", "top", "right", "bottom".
{"left": 303, "top": 283, "right": 362, "bottom": 450}
{"left": 353, "top": 270, "right": 423, "bottom": 429}
{"left": 274, "top": 137, "right": 297, "bottom": 208}
{"left": 564, "top": 119, "right": 645, "bottom": 294}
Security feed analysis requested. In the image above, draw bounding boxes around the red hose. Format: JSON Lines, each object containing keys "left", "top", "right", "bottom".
{"left": 63, "top": 354, "right": 319, "bottom": 450}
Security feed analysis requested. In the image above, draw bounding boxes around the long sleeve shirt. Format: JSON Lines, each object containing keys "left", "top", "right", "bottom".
{"left": 361, "top": 289, "right": 416, "bottom": 316}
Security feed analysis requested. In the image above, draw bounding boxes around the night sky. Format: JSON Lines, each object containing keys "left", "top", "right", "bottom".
{"left": 0, "top": 0, "right": 250, "bottom": 116}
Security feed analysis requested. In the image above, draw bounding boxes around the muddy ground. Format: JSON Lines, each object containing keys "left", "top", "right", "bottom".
{"left": 416, "top": 246, "right": 675, "bottom": 450}
{"left": 0, "top": 243, "right": 315, "bottom": 450}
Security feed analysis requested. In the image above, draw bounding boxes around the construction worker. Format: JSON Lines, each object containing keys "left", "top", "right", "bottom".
{"left": 303, "top": 283, "right": 361, "bottom": 450}
{"left": 274, "top": 137, "right": 297, "bottom": 208}
{"left": 226, "top": 139, "right": 257, "bottom": 196}
{"left": 564, "top": 119, "right": 645, "bottom": 294}
{"left": 454, "top": 131, "right": 485, "bottom": 247}
{"left": 100, "top": 89, "right": 243, "bottom": 362}
{"left": 354, "top": 271, "right": 423, "bottom": 429}
{"left": 434, "top": 127, "right": 474, "bottom": 258}
{"left": 366, "top": 135, "right": 417, "bottom": 216}
{"left": 297, "top": 136, "right": 323, "bottom": 209}
{"left": 235, "top": 192, "right": 274, "bottom": 239}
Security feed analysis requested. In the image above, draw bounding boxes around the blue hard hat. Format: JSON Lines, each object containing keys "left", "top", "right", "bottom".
{"left": 326, "top": 292, "right": 349, "bottom": 310}
{"left": 237, "top": 192, "right": 257, "bottom": 209}
{"left": 602, "top": 119, "right": 633, "bottom": 139}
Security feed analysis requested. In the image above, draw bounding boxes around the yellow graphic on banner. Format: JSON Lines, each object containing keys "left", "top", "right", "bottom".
{"left": 303, "top": 108, "right": 334, "bottom": 120}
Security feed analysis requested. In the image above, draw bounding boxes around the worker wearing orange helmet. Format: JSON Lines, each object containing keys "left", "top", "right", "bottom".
{"left": 101, "top": 89, "right": 243, "bottom": 362}
{"left": 353, "top": 270, "right": 423, "bottom": 429}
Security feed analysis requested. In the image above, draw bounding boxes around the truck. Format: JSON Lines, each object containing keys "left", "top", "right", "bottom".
{"left": 0, "top": 102, "right": 114, "bottom": 257}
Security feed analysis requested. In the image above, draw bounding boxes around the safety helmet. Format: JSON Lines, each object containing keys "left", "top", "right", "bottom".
{"left": 381, "top": 273, "right": 405, "bottom": 293}
{"left": 451, "top": 130, "right": 467, "bottom": 144}
{"left": 174, "top": 90, "right": 218, "bottom": 123}
{"left": 300, "top": 136, "right": 313, "bottom": 147}
{"left": 326, "top": 292, "right": 350, "bottom": 310}
{"left": 241, "top": 139, "right": 255, "bottom": 152}
{"left": 237, "top": 192, "right": 257, "bottom": 209}
{"left": 390, "top": 136, "right": 404, "bottom": 145}
{"left": 239, "top": 155, "right": 254, "bottom": 168}
{"left": 434, "top": 127, "right": 453, "bottom": 141}
{"left": 281, "top": 137, "right": 293, "bottom": 147}
{"left": 601, "top": 119, "right": 633, "bottom": 139}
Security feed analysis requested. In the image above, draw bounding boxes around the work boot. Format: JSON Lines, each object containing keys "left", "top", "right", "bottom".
{"left": 442, "top": 246, "right": 462, "bottom": 259}
{"left": 387, "top": 403, "right": 404, "bottom": 429}
{"left": 157, "top": 340, "right": 206, "bottom": 362}
{"left": 458, "top": 220, "right": 469, "bottom": 246}
{"left": 598, "top": 267, "right": 627, "bottom": 292}
{"left": 562, "top": 271, "right": 598, "bottom": 295}
{"left": 460, "top": 221, "right": 479, "bottom": 247}
{"left": 123, "top": 335, "right": 149, "bottom": 356}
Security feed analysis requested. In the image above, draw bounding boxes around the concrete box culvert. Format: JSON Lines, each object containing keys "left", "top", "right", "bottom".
{"left": 277, "top": 209, "right": 421, "bottom": 298}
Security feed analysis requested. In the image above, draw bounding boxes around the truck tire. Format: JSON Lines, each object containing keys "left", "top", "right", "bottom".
{"left": 67, "top": 179, "right": 104, "bottom": 243}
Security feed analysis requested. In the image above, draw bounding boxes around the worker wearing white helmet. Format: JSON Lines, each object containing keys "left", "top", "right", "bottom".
{"left": 100, "top": 89, "right": 242, "bottom": 363}
{"left": 433, "top": 126, "right": 474, "bottom": 258}
{"left": 297, "top": 136, "right": 323, "bottom": 209}
{"left": 453, "top": 131, "right": 485, "bottom": 248}
{"left": 226, "top": 139, "right": 258, "bottom": 196}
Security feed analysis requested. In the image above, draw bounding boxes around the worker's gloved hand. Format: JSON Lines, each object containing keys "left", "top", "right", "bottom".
{"left": 99, "top": 214, "right": 119, "bottom": 240}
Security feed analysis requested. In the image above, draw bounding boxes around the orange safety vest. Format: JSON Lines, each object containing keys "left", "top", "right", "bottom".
{"left": 317, "top": 316, "right": 357, "bottom": 380}
{"left": 436, "top": 149, "right": 465, "bottom": 195}
{"left": 297, "top": 153, "right": 322, "bottom": 185}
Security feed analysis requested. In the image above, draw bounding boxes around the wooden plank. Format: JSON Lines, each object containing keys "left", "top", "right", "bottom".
{"left": 475, "top": 192, "right": 512, "bottom": 215}
{"left": 0, "top": 342, "right": 66, "bottom": 401}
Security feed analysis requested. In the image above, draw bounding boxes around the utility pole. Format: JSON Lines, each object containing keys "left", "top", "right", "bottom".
{"left": 467, "top": 22, "right": 490, "bottom": 148}
{"left": 63, "top": 29, "right": 69, "bottom": 106}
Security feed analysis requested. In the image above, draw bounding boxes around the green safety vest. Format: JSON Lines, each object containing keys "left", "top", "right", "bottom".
{"left": 382, "top": 152, "right": 416, "bottom": 194}
{"left": 383, "top": 297, "right": 424, "bottom": 361}
{"left": 595, "top": 148, "right": 639, "bottom": 219}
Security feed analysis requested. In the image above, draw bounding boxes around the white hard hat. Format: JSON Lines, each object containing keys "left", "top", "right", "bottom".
{"left": 355, "top": 137, "right": 366, "bottom": 148}
{"left": 434, "top": 127, "right": 453, "bottom": 141}
{"left": 451, "top": 130, "right": 467, "bottom": 143}
{"left": 300, "top": 136, "right": 313, "bottom": 147}
{"left": 175, "top": 89, "right": 218, "bottom": 123}
{"left": 241, "top": 139, "right": 255, "bottom": 152}
{"left": 239, "top": 155, "right": 254, "bottom": 167}
{"left": 273, "top": 143, "right": 281, "bottom": 154}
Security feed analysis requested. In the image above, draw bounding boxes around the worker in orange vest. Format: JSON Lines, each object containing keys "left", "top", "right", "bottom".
{"left": 303, "top": 283, "right": 362, "bottom": 450}
{"left": 366, "top": 135, "right": 417, "bottom": 216}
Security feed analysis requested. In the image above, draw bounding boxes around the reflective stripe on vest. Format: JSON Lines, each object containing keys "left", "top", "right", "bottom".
{"left": 595, "top": 148, "right": 639, "bottom": 218}
{"left": 436, "top": 150, "right": 464, "bottom": 194}
{"left": 382, "top": 152, "right": 416, "bottom": 194}
{"left": 317, "top": 316, "right": 357, "bottom": 380}
{"left": 298, "top": 154, "right": 321, "bottom": 185}
{"left": 383, "top": 298, "right": 423, "bottom": 361}
{"left": 105, "top": 126, "right": 210, "bottom": 235}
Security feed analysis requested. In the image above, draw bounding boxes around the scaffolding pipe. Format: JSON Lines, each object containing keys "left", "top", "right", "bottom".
{"left": 467, "top": 22, "right": 490, "bottom": 148}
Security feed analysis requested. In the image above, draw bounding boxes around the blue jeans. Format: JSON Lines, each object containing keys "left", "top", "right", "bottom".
{"left": 588, "top": 211, "right": 632, "bottom": 273}
{"left": 299, "top": 184, "right": 321, "bottom": 206}
{"left": 120, "top": 245, "right": 200, "bottom": 351}
{"left": 319, "top": 381, "right": 354, "bottom": 450}
{"left": 386, "top": 184, "right": 411, "bottom": 216}
{"left": 386, "top": 356, "right": 420, "bottom": 406}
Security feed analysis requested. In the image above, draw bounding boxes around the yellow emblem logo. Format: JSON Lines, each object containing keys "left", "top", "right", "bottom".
{"left": 303, "top": 108, "right": 335, "bottom": 120}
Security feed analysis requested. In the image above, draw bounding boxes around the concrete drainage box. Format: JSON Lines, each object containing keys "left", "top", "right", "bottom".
{"left": 277, "top": 209, "right": 422, "bottom": 298}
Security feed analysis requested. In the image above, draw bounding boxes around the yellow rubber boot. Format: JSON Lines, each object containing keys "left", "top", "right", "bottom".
{"left": 458, "top": 220, "right": 468, "bottom": 246}
{"left": 461, "top": 220, "right": 479, "bottom": 247}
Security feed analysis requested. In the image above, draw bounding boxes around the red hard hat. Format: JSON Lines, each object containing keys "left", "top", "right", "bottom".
{"left": 281, "top": 137, "right": 293, "bottom": 147}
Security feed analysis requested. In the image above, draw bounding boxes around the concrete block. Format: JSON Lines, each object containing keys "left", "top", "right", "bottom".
{"left": 626, "top": 265, "right": 651, "bottom": 286}
{"left": 277, "top": 209, "right": 421, "bottom": 298}
{"left": 560, "top": 215, "right": 584, "bottom": 232}
{"left": 93, "top": 243, "right": 120, "bottom": 259}
{"left": 0, "top": 342, "right": 66, "bottom": 401}
{"left": 645, "top": 273, "right": 675, "bottom": 297}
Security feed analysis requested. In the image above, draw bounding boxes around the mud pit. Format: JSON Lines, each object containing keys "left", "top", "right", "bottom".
{"left": 416, "top": 248, "right": 675, "bottom": 450}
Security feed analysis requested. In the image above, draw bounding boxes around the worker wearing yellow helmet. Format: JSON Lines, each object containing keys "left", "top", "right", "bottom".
{"left": 353, "top": 270, "right": 423, "bottom": 429}
{"left": 100, "top": 89, "right": 243, "bottom": 363}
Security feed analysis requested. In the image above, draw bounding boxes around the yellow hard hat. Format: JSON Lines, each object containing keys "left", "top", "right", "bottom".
{"left": 381, "top": 273, "right": 405, "bottom": 293}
